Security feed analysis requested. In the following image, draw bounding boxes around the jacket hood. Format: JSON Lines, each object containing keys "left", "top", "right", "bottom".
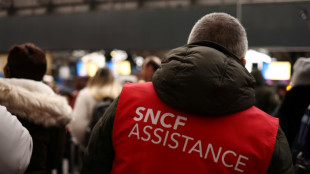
{"left": 0, "top": 78, "right": 72, "bottom": 127}
{"left": 152, "top": 41, "right": 255, "bottom": 116}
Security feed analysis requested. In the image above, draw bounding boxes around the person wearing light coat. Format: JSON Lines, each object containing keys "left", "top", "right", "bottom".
{"left": 0, "top": 105, "right": 33, "bottom": 174}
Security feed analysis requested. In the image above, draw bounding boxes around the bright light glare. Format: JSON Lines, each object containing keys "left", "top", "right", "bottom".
{"left": 245, "top": 49, "right": 272, "bottom": 72}
{"left": 111, "top": 49, "right": 128, "bottom": 62}
{"left": 263, "top": 61, "right": 291, "bottom": 81}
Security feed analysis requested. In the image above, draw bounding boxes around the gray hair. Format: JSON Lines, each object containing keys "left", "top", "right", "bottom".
{"left": 187, "top": 12, "right": 248, "bottom": 59}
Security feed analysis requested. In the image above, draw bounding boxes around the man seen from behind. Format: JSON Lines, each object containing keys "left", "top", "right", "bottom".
{"left": 82, "top": 12, "right": 294, "bottom": 174}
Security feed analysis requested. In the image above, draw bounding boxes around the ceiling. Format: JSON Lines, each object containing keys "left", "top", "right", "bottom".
{"left": 1, "top": 0, "right": 309, "bottom": 62}
{"left": 0, "top": 0, "right": 307, "bottom": 17}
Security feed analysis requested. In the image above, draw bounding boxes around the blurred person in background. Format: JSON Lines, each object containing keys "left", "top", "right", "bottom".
{"left": 82, "top": 12, "right": 293, "bottom": 174}
{"left": 251, "top": 68, "right": 280, "bottom": 115}
{"left": 65, "top": 76, "right": 89, "bottom": 173}
{"left": 0, "top": 42, "right": 72, "bottom": 173}
{"left": 0, "top": 105, "right": 33, "bottom": 174}
{"left": 70, "top": 76, "right": 90, "bottom": 108}
{"left": 276, "top": 84, "right": 288, "bottom": 103}
{"left": 275, "top": 58, "right": 310, "bottom": 163}
{"left": 69, "top": 67, "right": 122, "bottom": 150}
{"left": 140, "top": 55, "right": 161, "bottom": 82}
{"left": 57, "top": 87, "right": 74, "bottom": 174}
{"left": 294, "top": 104, "right": 310, "bottom": 174}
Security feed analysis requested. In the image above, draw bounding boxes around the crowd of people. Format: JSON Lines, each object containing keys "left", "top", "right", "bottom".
{"left": 0, "top": 12, "right": 309, "bottom": 174}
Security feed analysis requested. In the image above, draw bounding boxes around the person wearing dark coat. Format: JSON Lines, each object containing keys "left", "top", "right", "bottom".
{"left": 275, "top": 58, "right": 310, "bottom": 148}
{"left": 0, "top": 43, "right": 72, "bottom": 173}
{"left": 251, "top": 68, "right": 280, "bottom": 115}
{"left": 82, "top": 12, "right": 293, "bottom": 174}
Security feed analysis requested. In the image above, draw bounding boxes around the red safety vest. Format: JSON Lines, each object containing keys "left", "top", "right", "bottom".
{"left": 112, "top": 82, "right": 278, "bottom": 174}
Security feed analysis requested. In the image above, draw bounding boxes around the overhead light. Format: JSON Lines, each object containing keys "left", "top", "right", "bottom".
{"left": 300, "top": 9, "right": 308, "bottom": 20}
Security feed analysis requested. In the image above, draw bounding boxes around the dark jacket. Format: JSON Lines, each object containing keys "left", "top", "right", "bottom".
{"left": 275, "top": 86, "right": 310, "bottom": 148}
{"left": 251, "top": 69, "right": 280, "bottom": 115}
{"left": 0, "top": 78, "right": 72, "bottom": 174}
{"left": 82, "top": 41, "right": 294, "bottom": 174}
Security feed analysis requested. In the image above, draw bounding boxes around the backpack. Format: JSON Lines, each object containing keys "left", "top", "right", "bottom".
{"left": 83, "top": 98, "right": 114, "bottom": 147}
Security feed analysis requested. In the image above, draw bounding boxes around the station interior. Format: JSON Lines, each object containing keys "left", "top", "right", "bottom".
{"left": 0, "top": 0, "right": 310, "bottom": 91}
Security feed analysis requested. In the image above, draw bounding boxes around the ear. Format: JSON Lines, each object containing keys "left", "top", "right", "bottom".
{"left": 241, "top": 58, "right": 246, "bottom": 66}
{"left": 3, "top": 65, "right": 11, "bottom": 78}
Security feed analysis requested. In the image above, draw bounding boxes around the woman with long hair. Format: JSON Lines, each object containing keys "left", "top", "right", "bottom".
{"left": 69, "top": 67, "right": 122, "bottom": 150}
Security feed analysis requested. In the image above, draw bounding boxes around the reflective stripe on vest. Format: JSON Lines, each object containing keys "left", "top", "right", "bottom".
{"left": 112, "top": 82, "right": 278, "bottom": 174}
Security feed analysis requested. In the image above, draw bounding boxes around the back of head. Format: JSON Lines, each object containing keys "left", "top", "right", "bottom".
{"left": 187, "top": 12, "right": 248, "bottom": 59}
{"left": 291, "top": 58, "right": 310, "bottom": 87}
{"left": 87, "top": 67, "right": 122, "bottom": 101}
{"left": 144, "top": 56, "right": 161, "bottom": 71}
{"left": 141, "top": 56, "right": 161, "bottom": 82}
{"left": 87, "top": 67, "right": 114, "bottom": 87}
{"left": 5, "top": 43, "right": 47, "bottom": 81}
